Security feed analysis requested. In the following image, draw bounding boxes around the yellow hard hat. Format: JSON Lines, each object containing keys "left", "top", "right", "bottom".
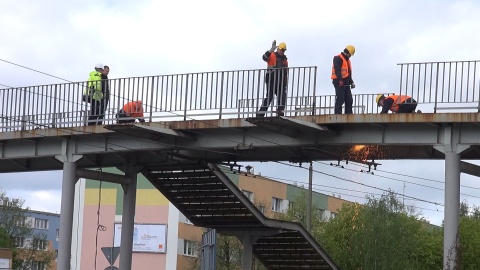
{"left": 375, "top": 94, "right": 385, "bottom": 105}
{"left": 345, "top": 45, "right": 355, "bottom": 56}
{"left": 278, "top": 42, "right": 287, "bottom": 51}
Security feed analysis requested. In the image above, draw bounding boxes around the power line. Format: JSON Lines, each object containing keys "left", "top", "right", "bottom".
{"left": 0, "top": 58, "right": 73, "bottom": 83}
{"left": 275, "top": 161, "right": 445, "bottom": 207}
{"left": 316, "top": 160, "right": 480, "bottom": 197}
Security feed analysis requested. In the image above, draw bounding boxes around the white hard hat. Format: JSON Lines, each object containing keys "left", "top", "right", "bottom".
{"left": 95, "top": 63, "right": 104, "bottom": 69}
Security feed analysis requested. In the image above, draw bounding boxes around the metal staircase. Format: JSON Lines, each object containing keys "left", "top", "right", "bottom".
{"left": 142, "top": 161, "right": 339, "bottom": 270}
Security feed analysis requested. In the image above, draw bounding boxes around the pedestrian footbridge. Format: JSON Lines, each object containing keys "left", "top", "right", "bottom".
{"left": 1, "top": 60, "right": 480, "bottom": 269}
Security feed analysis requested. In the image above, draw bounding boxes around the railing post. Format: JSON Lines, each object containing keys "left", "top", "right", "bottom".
{"left": 312, "top": 67, "right": 317, "bottom": 116}
{"left": 21, "top": 88, "right": 27, "bottom": 131}
{"left": 149, "top": 76, "right": 155, "bottom": 122}
{"left": 219, "top": 72, "right": 224, "bottom": 119}
{"left": 183, "top": 74, "right": 189, "bottom": 121}
{"left": 434, "top": 63, "right": 440, "bottom": 113}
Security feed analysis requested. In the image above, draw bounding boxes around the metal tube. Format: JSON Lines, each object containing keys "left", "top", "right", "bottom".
{"left": 307, "top": 162, "right": 313, "bottom": 232}
{"left": 57, "top": 162, "right": 78, "bottom": 270}
{"left": 119, "top": 165, "right": 138, "bottom": 270}
{"left": 443, "top": 150, "right": 460, "bottom": 270}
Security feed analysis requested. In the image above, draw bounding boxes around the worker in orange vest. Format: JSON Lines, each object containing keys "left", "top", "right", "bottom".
{"left": 376, "top": 94, "right": 420, "bottom": 113}
{"left": 257, "top": 40, "right": 289, "bottom": 117}
{"left": 116, "top": 100, "right": 146, "bottom": 123}
{"left": 331, "top": 45, "right": 356, "bottom": 114}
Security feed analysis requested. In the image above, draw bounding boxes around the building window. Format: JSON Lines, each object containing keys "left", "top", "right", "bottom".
{"left": 56, "top": 229, "right": 59, "bottom": 241}
{"left": 259, "top": 205, "right": 265, "bottom": 214}
{"left": 272, "top": 197, "right": 283, "bottom": 212}
{"left": 12, "top": 237, "right": 25, "bottom": 248}
{"left": 31, "top": 261, "right": 46, "bottom": 270}
{"left": 33, "top": 239, "right": 48, "bottom": 250}
{"left": 14, "top": 216, "right": 26, "bottom": 227}
{"left": 331, "top": 212, "right": 338, "bottom": 219}
{"left": 183, "top": 240, "right": 197, "bottom": 256}
{"left": 34, "top": 218, "right": 48, "bottom": 230}
{"left": 242, "top": 190, "right": 254, "bottom": 202}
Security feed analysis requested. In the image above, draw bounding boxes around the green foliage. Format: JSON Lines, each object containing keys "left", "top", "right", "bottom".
{"left": 285, "top": 190, "right": 444, "bottom": 270}
{"left": 215, "top": 190, "right": 480, "bottom": 270}
{"left": 0, "top": 228, "right": 10, "bottom": 248}
{"left": 458, "top": 203, "right": 480, "bottom": 270}
{"left": 0, "top": 189, "right": 55, "bottom": 270}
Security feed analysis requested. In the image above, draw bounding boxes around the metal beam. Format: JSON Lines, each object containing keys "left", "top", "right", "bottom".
{"left": 76, "top": 168, "right": 130, "bottom": 185}
{"left": 460, "top": 161, "right": 480, "bottom": 178}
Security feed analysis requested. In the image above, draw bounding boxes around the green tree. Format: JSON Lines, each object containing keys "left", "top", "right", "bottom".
{"left": 0, "top": 189, "right": 56, "bottom": 270}
{"left": 0, "top": 228, "right": 10, "bottom": 247}
{"left": 287, "top": 190, "right": 443, "bottom": 270}
{"left": 458, "top": 202, "right": 480, "bottom": 270}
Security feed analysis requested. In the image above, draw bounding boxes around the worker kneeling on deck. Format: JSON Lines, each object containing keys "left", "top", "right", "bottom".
{"left": 117, "top": 100, "right": 146, "bottom": 123}
{"left": 376, "top": 94, "right": 421, "bottom": 113}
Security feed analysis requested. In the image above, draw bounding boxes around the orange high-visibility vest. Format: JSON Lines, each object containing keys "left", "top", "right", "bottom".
{"left": 387, "top": 95, "right": 410, "bottom": 112}
{"left": 123, "top": 101, "right": 144, "bottom": 118}
{"left": 267, "top": 53, "right": 288, "bottom": 69}
{"left": 331, "top": 54, "right": 351, "bottom": 79}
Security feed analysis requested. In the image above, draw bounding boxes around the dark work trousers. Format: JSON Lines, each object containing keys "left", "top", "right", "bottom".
{"left": 258, "top": 72, "right": 287, "bottom": 113}
{"left": 334, "top": 85, "right": 353, "bottom": 114}
{"left": 88, "top": 98, "right": 108, "bottom": 126}
{"left": 396, "top": 98, "right": 417, "bottom": 113}
{"left": 116, "top": 109, "right": 136, "bottom": 124}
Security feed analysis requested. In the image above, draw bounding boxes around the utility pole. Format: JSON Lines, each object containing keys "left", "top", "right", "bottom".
{"left": 307, "top": 162, "right": 313, "bottom": 232}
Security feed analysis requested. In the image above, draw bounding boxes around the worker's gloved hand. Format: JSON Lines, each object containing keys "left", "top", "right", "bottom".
{"left": 338, "top": 80, "right": 345, "bottom": 87}
{"left": 351, "top": 82, "right": 356, "bottom": 89}
{"left": 269, "top": 40, "right": 277, "bottom": 53}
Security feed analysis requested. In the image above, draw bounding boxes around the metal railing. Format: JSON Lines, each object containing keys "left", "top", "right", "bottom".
{"left": 0, "top": 67, "right": 317, "bottom": 131}
{"left": 2, "top": 60, "right": 480, "bottom": 132}
{"left": 398, "top": 60, "right": 480, "bottom": 112}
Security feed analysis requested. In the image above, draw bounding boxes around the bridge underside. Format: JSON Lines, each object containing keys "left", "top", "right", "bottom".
{"left": 1, "top": 113, "right": 480, "bottom": 173}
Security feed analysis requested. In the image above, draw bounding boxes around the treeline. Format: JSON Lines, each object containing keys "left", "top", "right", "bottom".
{"left": 214, "top": 191, "right": 480, "bottom": 270}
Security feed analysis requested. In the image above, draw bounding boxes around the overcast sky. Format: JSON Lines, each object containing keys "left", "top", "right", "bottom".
{"left": 1, "top": 0, "right": 480, "bottom": 225}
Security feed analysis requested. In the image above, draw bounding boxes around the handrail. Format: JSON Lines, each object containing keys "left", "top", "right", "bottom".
{"left": 2, "top": 60, "right": 480, "bottom": 132}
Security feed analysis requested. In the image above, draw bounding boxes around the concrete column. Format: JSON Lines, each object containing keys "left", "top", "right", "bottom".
{"left": 242, "top": 232, "right": 253, "bottom": 270}
{"left": 307, "top": 162, "right": 313, "bottom": 232}
{"left": 434, "top": 124, "right": 469, "bottom": 270}
{"left": 119, "top": 165, "right": 138, "bottom": 270}
{"left": 443, "top": 151, "right": 460, "bottom": 270}
{"left": 57, "top": 162, "right": 78, "bottom": 270}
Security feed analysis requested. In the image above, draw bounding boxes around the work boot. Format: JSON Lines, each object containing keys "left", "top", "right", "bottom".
{"left": 255, "top": 111, "right": 265, "bottom": 117}
{"left": 416, "top": 110, "right": 422, "bottom": 113}
{"left": 276, "top": 110, "right": 285, "bottom": 116}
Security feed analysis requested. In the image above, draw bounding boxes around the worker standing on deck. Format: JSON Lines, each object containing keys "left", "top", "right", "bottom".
{"left": 376, "top": 94, "right": 420, "bottom": 113}
{"left": 332, "top": 45, "right": 355, "bottom": 114}
{"left": 257, "top": 40, "right": 289, "bottom": 117}
{"left": 86, "top": 63, "right": 107, "bottom": 125}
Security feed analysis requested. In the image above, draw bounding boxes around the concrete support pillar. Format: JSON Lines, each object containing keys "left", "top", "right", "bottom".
{"left": 57, "top": 162, "right": 78, "bottom": 270}
{"left": 55, "top": 139, "right": 82, "bottom": 270}
{"left": 119, "top": 161, "right": 138, "bottom": 270}
{"left": 242, "top": 232, "right": 253, "bottom": 270}
{"left": 434, "top": 124, "right": 469, "bottom": 270}
{"left": 443, "top": 151, "right": 460, "bottom": 270}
